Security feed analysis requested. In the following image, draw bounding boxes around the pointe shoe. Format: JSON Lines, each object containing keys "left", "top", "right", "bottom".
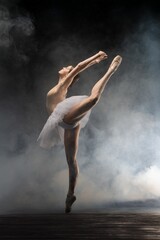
{"left": 65, "top": 195, "right": 76, "bottom": 214}
{"left": 109, "top": 55, "right": 122, "bottom": 73}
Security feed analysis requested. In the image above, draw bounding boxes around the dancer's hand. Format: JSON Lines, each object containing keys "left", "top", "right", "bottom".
{"left": 96, "top": 51, "right": 108, "bottom": 63}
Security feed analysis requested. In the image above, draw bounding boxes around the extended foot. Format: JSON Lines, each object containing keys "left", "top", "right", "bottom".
{"left": 109, "top": 55, "right": 122, "bottom": 73}
{"left": 65, "top": 195, "right": 76, "bottom": 214}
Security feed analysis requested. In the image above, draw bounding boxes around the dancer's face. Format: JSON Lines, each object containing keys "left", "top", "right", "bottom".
{"left": 58, "top": 65, "right": 73, "bottom": 77}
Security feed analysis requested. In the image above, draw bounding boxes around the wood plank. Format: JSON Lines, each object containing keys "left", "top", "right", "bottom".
{"left": 0, "top": 213, "right": 160, "bottom": 239}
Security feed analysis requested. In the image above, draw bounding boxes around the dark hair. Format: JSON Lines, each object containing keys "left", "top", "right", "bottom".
{"left": 69, "top": 74, "right": 80, "bottom": 88}
{"left": 74, "top": 74, "right": 80, "bottom": 81}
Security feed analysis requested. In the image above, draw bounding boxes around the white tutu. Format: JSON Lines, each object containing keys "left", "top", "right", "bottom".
{"left": 37, "top": 95, "right": 91, "bottom": 149}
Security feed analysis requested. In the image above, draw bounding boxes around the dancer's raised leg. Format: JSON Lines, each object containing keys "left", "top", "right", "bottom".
{"left": 63, "top": 55, "right": 122, "bottom": 125}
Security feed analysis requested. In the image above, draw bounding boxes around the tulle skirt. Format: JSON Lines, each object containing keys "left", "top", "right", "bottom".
{"left": 37, "top": 95, "right": 91, "bottom": 149}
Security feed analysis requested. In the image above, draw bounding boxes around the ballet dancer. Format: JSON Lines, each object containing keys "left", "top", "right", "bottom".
{"left": 37, "top": 51, "right": 122, "bottom": 213}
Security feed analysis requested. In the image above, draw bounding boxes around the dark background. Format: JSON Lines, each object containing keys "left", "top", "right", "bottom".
{"left": 0, "top": 0, "right": 160, "bottom": 214}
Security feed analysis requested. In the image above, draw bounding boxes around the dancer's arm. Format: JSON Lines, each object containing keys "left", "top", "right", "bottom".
{"left": 66, "top": 51, "right": 107, "bottom": 79}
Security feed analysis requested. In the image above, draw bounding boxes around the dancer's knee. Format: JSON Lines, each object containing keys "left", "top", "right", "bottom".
{"left": 89, "top": 94, "right": 99, "bottom": 106}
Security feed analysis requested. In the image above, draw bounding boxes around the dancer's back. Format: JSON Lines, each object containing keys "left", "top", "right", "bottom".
{"left": 46, "top": 83, "right": 68, "bottom": 114}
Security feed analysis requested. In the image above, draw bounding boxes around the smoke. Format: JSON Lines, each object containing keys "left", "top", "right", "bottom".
{"left": 0, "top": 3, "right": 160, "bottom": 214}
{"left": 74, "top": 18, "right": 160, "bottom": 210}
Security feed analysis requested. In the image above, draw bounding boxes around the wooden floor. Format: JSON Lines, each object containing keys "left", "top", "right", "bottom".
{"left": 1, "top": 212, "right": 160, "bottom": 239}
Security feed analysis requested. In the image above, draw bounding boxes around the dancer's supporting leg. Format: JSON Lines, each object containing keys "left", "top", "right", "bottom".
{"left": 64, "top": 124, "right": 80, "bottom": 213}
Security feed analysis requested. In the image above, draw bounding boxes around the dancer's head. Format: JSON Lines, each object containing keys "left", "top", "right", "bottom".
{"left": 58, "top": 65, "right": 73, "bottom": 77}
{"left": 58, "top": 65, "right": 79, "bottom": 87}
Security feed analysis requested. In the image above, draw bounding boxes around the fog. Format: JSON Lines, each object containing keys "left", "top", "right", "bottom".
{"left": 0, "top": 2, "right": 160, "bottom": 213}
